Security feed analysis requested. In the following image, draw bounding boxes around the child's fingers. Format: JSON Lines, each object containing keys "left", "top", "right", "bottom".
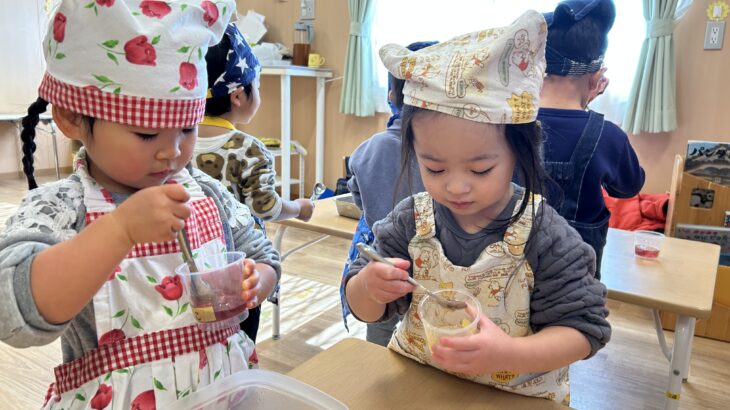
{"left": 432, "top": 348, "right": 481, "bottom": 375}
{"left": 378, "top": 278, "right": 415, "bottom": 295}
{"left": 171, "top": 203, "right": 191, "bottom": 220}
{"left": 438, "top": 335, "right": 480, "bottom": 352}
{"left": 242, "top": 259, "right": 256, "bottom": 278}
{"left": 387, "top": 258, "right": 411, "bottom": 271}
{"left": 242, "top": 269, "right": 259, "bottom": 291}
{"left": 241, "top": 281, "right": 261, "bottom": 306}
{"left": 161, "top": 183, "right": 191, "bottom": 203}
{"left": 374, "top": 262, "right": 410, "bottom": 281}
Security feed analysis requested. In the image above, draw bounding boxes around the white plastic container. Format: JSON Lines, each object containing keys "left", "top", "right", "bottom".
{"left": 165, "top": 369, "right": 348, "bottom": 410}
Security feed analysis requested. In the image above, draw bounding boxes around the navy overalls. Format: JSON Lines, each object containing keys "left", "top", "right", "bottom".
{"left": 544, "top": 110, "right": 609, "bottom": 279}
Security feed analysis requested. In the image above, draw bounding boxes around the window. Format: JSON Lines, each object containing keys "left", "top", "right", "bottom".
{"left": 370, "top": 0, "right": 679, "bottom": 125}
{"left": 0, "top": 0, "right": 48, "bottom": 114}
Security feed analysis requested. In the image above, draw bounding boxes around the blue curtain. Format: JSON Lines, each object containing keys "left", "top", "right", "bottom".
{"left": 622, "top": 0, "right": 680, "bottom": 134}
{"left": 339, "top": 0, "right": 376, "bottom": 116}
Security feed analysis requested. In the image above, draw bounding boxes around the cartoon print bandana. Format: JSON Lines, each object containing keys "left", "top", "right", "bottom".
{"left": 39, "top": 0, "right": 236, "bottom": 128}
{"left": 379, "top": 10, "right": 547, "bottom": 124}
{"left": 208, "top": 23, "right": 261, "bottom": 98}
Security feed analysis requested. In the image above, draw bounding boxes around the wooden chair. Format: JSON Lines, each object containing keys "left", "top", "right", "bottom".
{"left": 664, "top": 155, "right": 684, "bottom": 237}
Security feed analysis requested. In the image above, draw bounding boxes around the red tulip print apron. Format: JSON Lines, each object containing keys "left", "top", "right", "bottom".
{"left": 42, "top": 154, "right": 257, "bottom": 410}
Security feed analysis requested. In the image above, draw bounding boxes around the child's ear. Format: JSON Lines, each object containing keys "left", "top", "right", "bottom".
{"left": 52, "top": 106, "right": 85, "bottom": 141}
{"left": 588, "top": 67, "right": 608, "bottom": 93}
{"left": 229, "top": 87, "right": 246, "bottom": 109}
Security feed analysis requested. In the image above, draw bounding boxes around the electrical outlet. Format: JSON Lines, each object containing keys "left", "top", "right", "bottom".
{"left": 301, "top": 0, "right": 315, "bottom": 20}
{"left": 705, "top": 21, "right": 725, "bottom": 50}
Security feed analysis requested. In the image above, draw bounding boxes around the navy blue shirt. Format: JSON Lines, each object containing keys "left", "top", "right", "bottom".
{"left": 538, "top": 108, "right": 645, "bottom": 224}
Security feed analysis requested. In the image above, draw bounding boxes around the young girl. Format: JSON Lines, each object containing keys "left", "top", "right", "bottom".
{"left": 193, "top": 23, "right": 313, "bottom": 343}
{"left": 539, "top": 0, "right": 644, "bottom": 279}
{"left": 344, "top": 11, "right": 610, "bottom": 404}
{"left": 1, "top": 1, "right": 280, "bottom": 408}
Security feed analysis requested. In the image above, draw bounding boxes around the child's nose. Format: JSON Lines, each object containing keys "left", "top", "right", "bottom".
{"left": 157, "top": 137, "right": 183, "bottom": 160}
{"left": 446, "top": 178, "right": 470, "bottom": 195}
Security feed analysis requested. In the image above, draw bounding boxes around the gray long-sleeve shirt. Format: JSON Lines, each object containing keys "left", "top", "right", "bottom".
{"left": 345, "top": 188, "right": 611, "bottom": 357}
{"left": 347, "top": 118, "right": 425, "bottom": 228}
{"left": 0, "top": 167, "right": 280, "bottom": 363}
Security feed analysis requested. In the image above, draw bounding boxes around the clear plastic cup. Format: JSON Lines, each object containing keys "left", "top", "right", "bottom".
{"left": 418, "top": 289, "right": 481, "bottom": 353}
{"left": 176, "top": 251, "right": 249, "bottom": 331}
{"left": 634, "top": 230, "right": 665, "bottom": 259}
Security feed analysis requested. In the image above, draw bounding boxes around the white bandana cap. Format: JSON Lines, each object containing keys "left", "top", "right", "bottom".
{"left": 39, "top": 0, "right": 236, "bottom": 128}
{"left": 379, "top": 10, "right": 547, "bottom": 124}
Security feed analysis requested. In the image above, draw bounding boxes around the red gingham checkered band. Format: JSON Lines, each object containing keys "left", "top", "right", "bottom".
{"left": 85, "top": 198, "right": 225, "bottom": 259}
{"left": 52, "top": 324, "right": 239, "bottom": 395}
{"left": 39, "top": 73, "right": 206, "bottom": 128}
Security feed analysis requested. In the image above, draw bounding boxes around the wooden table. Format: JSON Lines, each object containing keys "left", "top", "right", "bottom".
{"left": 270, "top": 196, "right": 358, "bottom": 338}
{"left": 288, "top": 338, "right": 566, "bottom": 410}
{"left": 601, "top": 228, "right": 719, "bottom": 410}
{"left": 273, "top": 217, "right": 720, "bottom": 409}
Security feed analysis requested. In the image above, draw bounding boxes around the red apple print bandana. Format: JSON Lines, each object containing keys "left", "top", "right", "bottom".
{"left": 38, "top": 0, "right": 236, "bottom": 128}
{"left": 378, "top": 10, "right": 547, "bottom": 125}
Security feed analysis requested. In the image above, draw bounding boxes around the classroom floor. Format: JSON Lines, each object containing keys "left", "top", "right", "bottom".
{"left": 0, "top": 174, "right": 728, "bottom": 410}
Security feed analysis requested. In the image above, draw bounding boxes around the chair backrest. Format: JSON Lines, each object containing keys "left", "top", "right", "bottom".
{"left": 665, "top": 154, "right": 684, "bottom": 236}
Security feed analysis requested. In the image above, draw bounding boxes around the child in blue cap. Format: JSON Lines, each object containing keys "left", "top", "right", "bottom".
{"left": 539, "top": 0, "right": 645, "bottom": 279}
{"left": 194, "top": 24, "right": 315, "bottom": 342}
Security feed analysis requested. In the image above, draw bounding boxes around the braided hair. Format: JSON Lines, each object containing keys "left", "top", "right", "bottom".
{"left": 20, "top": 97, "right": 49, "bottom": 190}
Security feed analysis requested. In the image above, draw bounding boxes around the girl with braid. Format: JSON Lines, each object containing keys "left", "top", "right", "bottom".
{"left": 1, "top": 1, "right": 280, "bottom": 408}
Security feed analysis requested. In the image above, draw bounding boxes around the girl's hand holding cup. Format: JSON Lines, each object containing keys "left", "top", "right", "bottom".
{"left": 241, "top": 258, "right": 261, "bottom": 308}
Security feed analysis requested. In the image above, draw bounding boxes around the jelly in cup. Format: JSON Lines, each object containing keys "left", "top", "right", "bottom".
{"left": 634, "top": 230, "right": 665, "bottom": 259}
{"left": 418, "top": 289, "right": 481, "bottom": 353}
{"left": 176, "top": 251, "right": 249, "bottom": 330}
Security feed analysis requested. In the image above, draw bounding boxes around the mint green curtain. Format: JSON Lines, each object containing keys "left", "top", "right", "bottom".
{"left": 623, "top": 0, "right": 679, "bottom": 134}
{"left": 339, "top": 0, "right": 376, "bottom": 116}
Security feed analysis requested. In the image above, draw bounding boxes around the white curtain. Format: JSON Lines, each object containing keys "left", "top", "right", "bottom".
{"left": 0, "top": 0, "right": 49, "bottom": 115}
{"left": 371, "top": 0, "right": 646, "bottom": 126}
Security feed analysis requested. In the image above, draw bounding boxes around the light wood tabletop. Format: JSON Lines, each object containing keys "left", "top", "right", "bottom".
{"left": 273, "top": 195, "right": 359, "bottom": 240}
{"left": 287, "top": 338, "right": 567, "bottom": 410}
{"left": 601, "top": 228, "right": 719, "bottom": 319}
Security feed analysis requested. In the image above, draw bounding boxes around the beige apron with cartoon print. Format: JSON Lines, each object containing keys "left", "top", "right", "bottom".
{"left": 43, "top": 151, "right": 257, "bottom": 410}
{"left": 388, "top": 192, "right": 570, "bottom": 405}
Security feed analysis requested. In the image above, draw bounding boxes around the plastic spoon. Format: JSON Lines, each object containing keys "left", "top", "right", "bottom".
{"left": 356, "top": 243, "right": 467, "bottom": 310}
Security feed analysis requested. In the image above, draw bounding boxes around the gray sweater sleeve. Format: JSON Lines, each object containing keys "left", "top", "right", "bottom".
{"left": 344, "top": 197, "right": 416, "bottom": 322}
{"left": 192, "top": 169, "right": 281, "bottom": 281}
{"left": 0, "top": 178, "right": 85, "bottom": 347}
{"left": 525, "top": 204, "right": 611, "bottom": 358}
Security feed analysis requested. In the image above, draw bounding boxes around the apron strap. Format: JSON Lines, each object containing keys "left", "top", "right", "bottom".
{"left": 552, "top": 110, "right": 605, "bottom": 220}
{"left": 413, "top": 192, "right": 436, "bottom": 239}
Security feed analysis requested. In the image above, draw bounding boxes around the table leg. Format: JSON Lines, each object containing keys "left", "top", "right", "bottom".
{"left": 664, "top": 315, "right": 695, "bottom": 410}
{"left": 272, "top": 225, "right": 288, "bottom": 340}
{"left": 280, "top": 75, "right": 291, "bottom": 200}
{"left": 681, "top": 319, "right": 695, "bottom": 382}
{"left": 315, "top": 77, "right": 325, "bottom": 184}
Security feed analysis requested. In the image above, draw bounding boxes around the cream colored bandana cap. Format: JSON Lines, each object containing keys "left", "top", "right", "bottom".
{"left": 379, "top": 10, "right": 547, "bottom": 124}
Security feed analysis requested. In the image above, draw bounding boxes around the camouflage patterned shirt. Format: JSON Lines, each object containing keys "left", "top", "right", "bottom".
{"left": 193, "top": 129, "right": 282, "bottom": 220}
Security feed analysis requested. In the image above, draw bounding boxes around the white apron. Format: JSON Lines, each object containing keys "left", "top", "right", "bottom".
{"left": 42, "top": 154, "right": 257, "bottom": 410}
{"left": 388, "top": 192, "right": 570, "bottom": 405}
